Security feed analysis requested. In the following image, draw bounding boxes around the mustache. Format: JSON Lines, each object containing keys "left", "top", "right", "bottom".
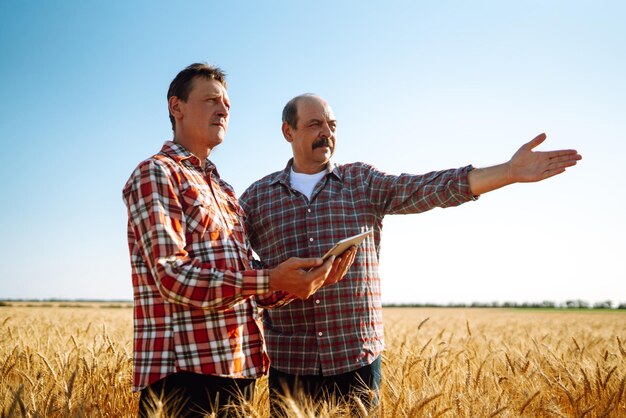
{"left": 312, "top": 137, "right": 332, "bottom": 149}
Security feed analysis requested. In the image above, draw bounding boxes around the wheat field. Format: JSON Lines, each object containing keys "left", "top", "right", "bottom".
{"left": 1, "top": 304, "right": 624, "bottom": 417}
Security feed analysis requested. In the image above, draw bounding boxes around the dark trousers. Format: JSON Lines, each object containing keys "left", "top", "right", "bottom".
{"left": 138, "top": 371, "right": 256, "bottom": 418}
{"left": 268, "top": 356, "right": 382, "bottom": 416}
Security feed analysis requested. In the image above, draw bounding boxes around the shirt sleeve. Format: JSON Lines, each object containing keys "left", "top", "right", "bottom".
{"left": 123, "top": 159, "right": 271, "bottom": 311}
{"left": 359, "top": 163, "right": 478, "bottom": 215}
{"left": 255, "top": 291, "right": 296, "bottom": 309}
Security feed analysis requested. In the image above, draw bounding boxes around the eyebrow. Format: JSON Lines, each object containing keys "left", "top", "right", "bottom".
{"left": 203, "top": 92, "right": 230, "bottom": 103}
{"left": 203, "top": 92, "right": 224, "bottom": 98}
{"left": 307, "top": 118, "right": 336, "bottom": 124}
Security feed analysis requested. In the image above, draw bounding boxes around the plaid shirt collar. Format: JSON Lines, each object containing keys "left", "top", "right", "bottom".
{"left": 270, "top": 158, "right": 343, "bottom": 188}
{"left": 160, "top": 140, "right": 219, "bottom": 176}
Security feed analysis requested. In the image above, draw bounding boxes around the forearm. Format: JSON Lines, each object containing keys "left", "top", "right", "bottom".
{"left": 467, "top": 162, "right": 514, "bottom": 196}
{"left": 365, "top": 164, "right": 476, "bottom": 215}
{"left": 152, "top": 257, "right": 271, "bottom": 311}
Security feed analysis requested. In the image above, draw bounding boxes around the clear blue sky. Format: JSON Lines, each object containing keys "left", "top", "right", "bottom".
{"left": 1, "top": 1, "right": 624, "bottom": 305}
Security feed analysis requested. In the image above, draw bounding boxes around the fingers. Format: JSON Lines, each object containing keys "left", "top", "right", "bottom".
{"left": 288, "top": 256, "right": 325, "bottom": 270}
{"left": 541, "top": 153, "right": 581, "bottom": 179}
{"left": 296, "top": 257, "right": 334, "bottom": 299}
{"left": 323, "top": 247, "right": 357, "bottom": 288}
{"left": 526, "top": 134, "right": 582, "bottom": 163}
{"left": 541, "top": 152, "right": 581, "bottom": 175}
{"left": 337, "top": 247, "right": 357, "bottom": 272}
{"left": 524, "top": 133, "right": 547, "bottom": 151}
{"left": 330, "top": 248, "right": 355, "bottom": 273}
{"left": 547, "top": 155, "right": 581, "bottom": 168}
{"left": 543, "top": 150, "right": 581, "bottom": 163}
{"left": 318, "top": 256, "right": 336, "bottom": 280}
{"left": 270, "top": 256, "right": 333, "bottom": 298}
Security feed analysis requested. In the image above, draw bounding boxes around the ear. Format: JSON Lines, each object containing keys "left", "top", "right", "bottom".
{"left": 282, "top": 121, "right": 294, "bottom": 143}
{"left": 168, "top": 96, "right": 184, "bottom": 121}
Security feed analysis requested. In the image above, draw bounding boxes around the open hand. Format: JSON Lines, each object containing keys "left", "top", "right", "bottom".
{"left": 508, "top": 133, "right": 582, "bottom": 183}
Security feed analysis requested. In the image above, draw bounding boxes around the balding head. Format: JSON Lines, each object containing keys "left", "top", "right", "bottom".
{"left": 282, "top": 93, "right": 328, "bottom": 129}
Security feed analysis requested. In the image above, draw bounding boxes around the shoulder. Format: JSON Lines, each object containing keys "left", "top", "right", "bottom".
{"left": 334, "top": 161, "right": 381, "bottom": 178}
{"left": 339, "top": 161, "right": 377, "bottom": 171}
{"left": 123, "top": 154, "right": 179, "bottom": 197}
{"left": 134, "top": 154, "right": 179, "bottom": 181}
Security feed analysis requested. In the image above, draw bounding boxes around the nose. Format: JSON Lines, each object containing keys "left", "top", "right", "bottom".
{"left": 216, "top": 100, "right": 229, "bottom": 118}
{"left": 320, "top": 121, "right": 332, "bottom": 138}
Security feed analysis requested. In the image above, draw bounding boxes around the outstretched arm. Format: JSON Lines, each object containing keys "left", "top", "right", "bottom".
{"left": 468, "top": 133, "right": 582, "bottom": 196}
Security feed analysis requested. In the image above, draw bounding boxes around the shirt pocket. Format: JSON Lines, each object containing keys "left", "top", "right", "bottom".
{"left": 181, "top": 186, "right": 223, "bottom": 240}
{"left": 224, "top": 196, "right": 247, "bottom": 228}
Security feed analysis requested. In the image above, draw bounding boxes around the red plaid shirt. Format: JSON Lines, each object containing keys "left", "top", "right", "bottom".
{"left": 240, "top": 160, "right": 476, "bottom": 376}
{"left": 123, "top": 141, "right": 288, "bottom": 391}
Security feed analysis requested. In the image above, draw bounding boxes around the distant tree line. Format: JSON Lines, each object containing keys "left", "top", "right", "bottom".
{"left": 383, "top": 300, "right": 626, "bottom": 309}
{"left": 1, "top": 299, "right": 625, "bottom": 309}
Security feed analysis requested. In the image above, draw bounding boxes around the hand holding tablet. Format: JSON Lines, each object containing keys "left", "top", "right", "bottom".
{"left": 321, "top": 230, "right": 373, "bottom": 260}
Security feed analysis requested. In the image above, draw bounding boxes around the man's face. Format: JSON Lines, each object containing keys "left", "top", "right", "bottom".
{"left": 284, "top": 96, "right": 337, "bottom": 173}
{"left": 177, "top": 77, "right": 230, "bottom": 150}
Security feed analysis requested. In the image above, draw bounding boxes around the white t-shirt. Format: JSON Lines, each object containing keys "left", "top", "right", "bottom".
{"left": 290, "top": 168, "right": 326, "bottom": 201}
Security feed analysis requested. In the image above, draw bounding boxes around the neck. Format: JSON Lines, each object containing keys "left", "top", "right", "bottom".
{"left": 292, "top": 159, "right": 327, "bottom": 175}
{"left": 173, "top": 135, "right": 211, "bottom": 167}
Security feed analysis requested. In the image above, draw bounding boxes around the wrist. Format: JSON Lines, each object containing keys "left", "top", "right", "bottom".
{"left": 505, "top": 160, "right": 515, "bottom": 183}
{"left": 268, "top": 268, "right": 277, "bottom": 292}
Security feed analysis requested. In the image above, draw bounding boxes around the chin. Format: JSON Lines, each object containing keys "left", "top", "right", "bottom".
{"left": 317, "top": 157, "right": 332, "bottom": 166}
{"left": 314, "top": 147, "right": 333, "bottom": 159}
{"left": 207, "top": 137, "right": 224, "bottom": 149}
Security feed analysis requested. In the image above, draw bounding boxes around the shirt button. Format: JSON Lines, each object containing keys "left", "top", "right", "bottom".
{"left": 315, "top": 299, "right": 320, "bottom": 304}
{"left": 318, "top": 332, "right": 323, "bottom": 337}
{"left": 307, "top": 208, "right": 312, "bottom": 213}
{"left": 309, "top": 237, "right": 314, "bottom": 242}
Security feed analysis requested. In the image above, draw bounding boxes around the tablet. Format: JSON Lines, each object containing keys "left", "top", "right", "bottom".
{"left": 321, "top": 230, "right": 373, "bottom": 260}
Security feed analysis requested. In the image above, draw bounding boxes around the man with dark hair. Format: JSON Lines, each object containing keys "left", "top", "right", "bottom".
{"left": 123, "top": 67, "right": 353, "bottom": 418}
{"left": 239, "top": 93, "right": 582, "bottom": 413}
{"left": 165, "top": 63, "right": 228, "bottom": 131}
